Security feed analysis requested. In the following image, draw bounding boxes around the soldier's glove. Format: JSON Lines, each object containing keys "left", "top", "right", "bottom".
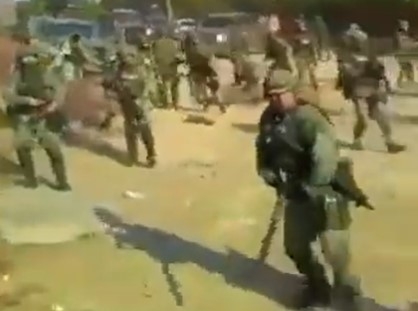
{"left": 258, "top": 169, "right": 277, "bottom": 187}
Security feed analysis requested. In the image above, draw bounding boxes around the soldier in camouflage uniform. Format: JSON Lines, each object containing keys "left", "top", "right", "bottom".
{"left": 257, "top": 69, "right": 364, "bottom": 310}
{"left": 291, "top": 18, "right": 319, "bottom": 89}
{"left": 337, "top": 24, "right": 405, "bottom": 153}
{"left": 60, "top": 33, "right": 93, "bottom": 81}
{"left": 2, "top": 33, "right": 71, "bottom": 190}
{"left": 152, "top": 29, "right": 182, "bottom": 110}
{"left": 101, "top": 49, "right": 157, "bottom": 168}
{"left": 394, "top": 20, "right": 416, "bottom": 86}
{"left": 136, "top": 39, "right": 160, "bottom": 108}
{"left": 263, "top": 20, "right": 298, "bottom": 98}
{"left": 312, "top": 15, "right": 331, "bottom": 61}
{"left": 182, "top": 33, "right": 226, "bottom": 113}
{"left": 229, "top": 26, "right": 250, "bottom": 86}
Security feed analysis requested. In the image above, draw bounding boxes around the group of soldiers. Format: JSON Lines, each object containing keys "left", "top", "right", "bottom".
{"left": 1, "top": 25, "right": 231, "bottom": 190}
{"left": 255, "top": 17, "right": 414, "bottom": 311}
{"left": 1, "top": 13, "right": 416, "bottom": 311}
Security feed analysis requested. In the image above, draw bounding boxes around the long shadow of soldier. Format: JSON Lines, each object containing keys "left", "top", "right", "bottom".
{"left": 64, "top": 129, "right": 129, "bottom": 167}
{"left": 93, "top": 208, "right": 399, "bottom": 311}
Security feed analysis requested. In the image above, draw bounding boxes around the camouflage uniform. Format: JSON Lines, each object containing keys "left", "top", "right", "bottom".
{"left": 137, "top": 41, "right": 160, "bottom": 108}
{"left": 337, "top": 24, "right": 405, "bottom": 153}
{"left": 394, "top": 20, "right": 416, "bottom": 85}
{"left": 102, "top": 49, "right": 157, "bottom": 167}
{"left": 263, "top": 31, "right": 297, "bottom": 97}
{"left": 183, "top": 35, "right": 226, "bottom": 112}
{"left": 312, "top": 15, "right": 331, "bottom": 61}
{"left": 257, "top": 69, "right": 362, "bottom": 309}
{"left": 229, "top": 28, "right": 249, "bottom": 85}
{"left": 291, "top": 19, "right": 319, "bottom": 89}
{"left": 60, "top": 33, "right": 92, "bottom": 81}
{"left": 3, "top": 41, "right": 71, "bottom": 190}
{"left": 153, "top": 33, "right": 181, "bottom": 109}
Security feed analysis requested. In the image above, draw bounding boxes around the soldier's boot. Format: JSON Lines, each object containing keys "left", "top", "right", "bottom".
{"left": 46, "top": 151, "right": 71, "bottom": 191}
{"left": 232, "top": 72, "right": 242, "bottom": 86}
{"left": 293, "top": 259, "right": 331, "bottom": 309}
{"left": 16, "top": 148, "right": 38, "bottom": 189}
{"left": 171, "top": 81, "right": 180, "bottom": 110}
{"left": 211, "top": 93, "right": 226, "bottom": 113}
{"left": 297, "top": 277, "right": 332, "bottom": 310}
{"left": 139, "top": 124, "right": 157, "bottom": 168}
{"left": 386, "top": 142, "right": 406, "bottom": 154}
{"left": 333, "top": 284, "right": 364, "bottom": 311}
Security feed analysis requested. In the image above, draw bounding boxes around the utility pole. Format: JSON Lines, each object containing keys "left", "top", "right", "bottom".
{"left": 165, "top": 0, "right": 174, "bottom": 23}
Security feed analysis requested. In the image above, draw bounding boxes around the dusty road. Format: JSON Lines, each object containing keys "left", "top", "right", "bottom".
{"left": 0, "top": 48, "right": 417, "bottom": 311}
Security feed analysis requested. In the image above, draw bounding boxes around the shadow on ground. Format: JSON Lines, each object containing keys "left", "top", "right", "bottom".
{"left": 0, "top": 156, "right": 20, "bottom": 177}
{"left": 64, "top": 130, "right": 128, "bottom": 166}
{"left": 231, "top": 123, "right": 258, "bottom": 134}
{"left": 393, "top": 113, "right": 418, "bottom": 125}
{"left": 94, "top": 208, "right": 400, "bottom": 311}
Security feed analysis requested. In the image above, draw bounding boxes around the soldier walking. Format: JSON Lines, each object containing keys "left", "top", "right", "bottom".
{"left": 182, "top": 33, "right": 225, "bottom": 112}
{"left": 337, "top": 24, "right": 405, "bottom": 153}
{"left": 263, "top": 17, "right": 298, "bottom": 97}
{"left": 153, "top": 29, "right": 182, "bottom": 110}
{"left": 101, "top": 49, "right": 157, "bottom": 168}
{"left": 291, "top": 18, "right": 319, "bottom": 89}
{"left": 256, "top": 69, "right": 366, "bottom": 310}
{"left": 3, "top": 32, "right": 71, "bottom": 190}
{"left": 394, "top": 20, "right": 416, "bottom": 86}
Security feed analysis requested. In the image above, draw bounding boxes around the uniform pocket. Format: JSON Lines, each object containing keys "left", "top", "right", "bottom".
{"left": 324, "top": 196, "right": 352, "bottom": 230}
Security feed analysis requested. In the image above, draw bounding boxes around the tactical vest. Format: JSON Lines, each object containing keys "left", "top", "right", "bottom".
{"left": 258, "top": 107, "right": 312, "bottom": 187}
{"left": 16, "top": 54, "right": 54, "bottom": 100}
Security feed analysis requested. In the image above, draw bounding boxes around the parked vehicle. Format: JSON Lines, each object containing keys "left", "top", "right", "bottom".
{"left": 196, "top": 12, "right": 265, "bottom": 57}
{"left": 174, "top": 18, "right": 197, "bottom": 36}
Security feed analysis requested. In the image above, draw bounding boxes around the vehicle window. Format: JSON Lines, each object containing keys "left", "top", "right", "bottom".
{"left": 201, "top": 17, "right": 235, "bottom": 28}
{"left": 42, "top": 22, "right": 94, "bottom": 39}
{"left": 180, "top": 20, "right": 196, "bottom": 27}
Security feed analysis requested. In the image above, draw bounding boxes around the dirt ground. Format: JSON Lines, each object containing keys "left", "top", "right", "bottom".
{"left": 0, "top": 38, "right": 417, "bottom": 311}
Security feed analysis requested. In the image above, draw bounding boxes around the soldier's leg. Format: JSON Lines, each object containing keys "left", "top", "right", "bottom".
{"left": 39, "top": 130, "right": 71, "bottom": 191}
{"left": 124, "top": 120, "right": 139, "bottom": 166}
{"left": 368, "top": 100, "right": 406, "bottom": 153}
{"left": 308, "top": 64, "right": 319, "bottom": 90}
{"left": 284, "top": 199, "right": 331, "bottom": 307}
{"left": 319, "top": 201, "right": 362, "bottom": 310}
{"left": 406, "top": 62, "right": 414, "bottom": 81}
{"left": 352, "top": 100, "right": 368, "bottom": 149}
{"left": 170, "top": 75, "right": 180, "bottom": 110}
{"left": 13, "top": 124, "right": 37, "bottom": 188}
{"left": 231, "top": 57, "right": 242, "bottom": 86}
{"left": 208, "top": 75, "right": 226, "bottom": 113}
{"left": 157, "top": 75, "right": 169, "bottom": 108}
{"left": 16, "top": 147, "right": 37, "bottom": 188}
{"left": 138, "top": 121, "right": 157, "bottom": 167}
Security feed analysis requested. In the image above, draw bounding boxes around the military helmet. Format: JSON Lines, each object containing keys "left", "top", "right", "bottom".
{"left": 265, "top": 69, "right": 296, "bottom": 94}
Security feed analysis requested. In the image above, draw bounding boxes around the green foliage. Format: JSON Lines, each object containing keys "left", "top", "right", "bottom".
{"left": 44, "top": 0, "right": 69, "bottom": 17}
{"left": 79, "top": 1, "right": 107, "bottom": 19}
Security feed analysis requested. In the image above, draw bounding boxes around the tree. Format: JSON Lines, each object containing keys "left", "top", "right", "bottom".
{"left": 44, "top": 0, "right": 69, "bottom": 17}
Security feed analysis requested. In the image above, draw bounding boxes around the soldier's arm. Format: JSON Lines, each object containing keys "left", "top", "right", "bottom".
{"left": 256, "top": 106, "right": 275, "bottom": 172}
{"left": 284, "top": 43, "right": 298, "bottom": 76}
{"left": 2, "top": 72, "right": 36, "bottom": 106}
{"left": 298, "top": 106, "right": 339, "bottom": 186}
